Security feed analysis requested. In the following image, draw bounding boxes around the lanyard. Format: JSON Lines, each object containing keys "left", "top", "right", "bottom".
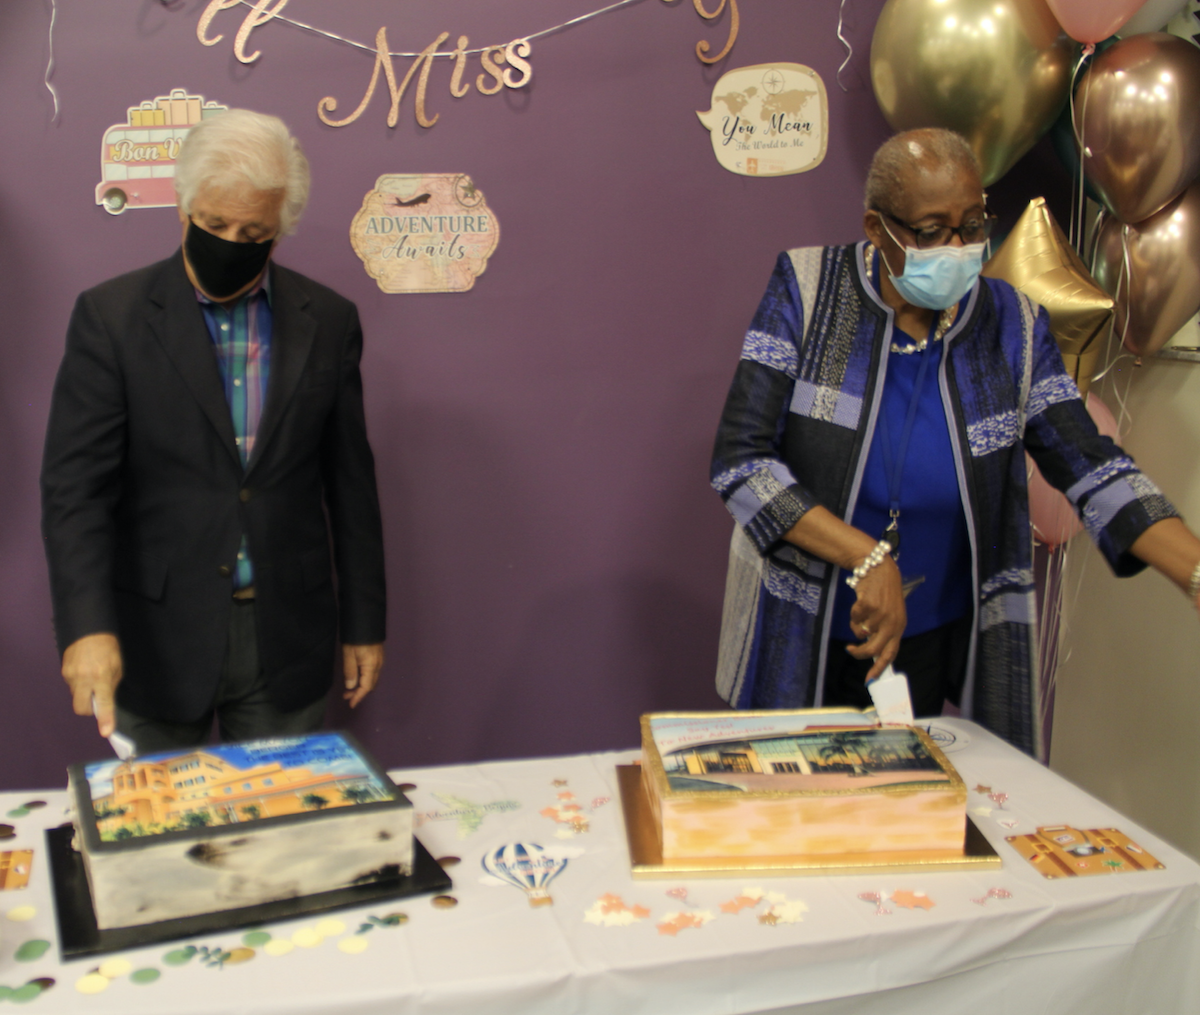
{"left": 876, "top": 330, "right": 936, "bottom": 557}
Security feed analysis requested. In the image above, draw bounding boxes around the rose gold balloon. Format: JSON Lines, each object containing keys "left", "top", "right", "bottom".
{"left": 1093, "top": 180, "right": 1200, "bottom": 356}
{"left": 1077, "top": 33, "right": 1200, "bottom": 224}
{"left": 871, "top": 0, "right": 1076, "bottom": 186}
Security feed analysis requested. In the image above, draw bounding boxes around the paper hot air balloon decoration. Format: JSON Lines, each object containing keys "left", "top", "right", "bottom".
{"left": 482, "top": 842, "right": 568, "bottom": 907}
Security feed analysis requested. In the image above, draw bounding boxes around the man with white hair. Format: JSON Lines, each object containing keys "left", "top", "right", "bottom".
{"left": 42, "top": 109, "right": 386, "bottom": 753}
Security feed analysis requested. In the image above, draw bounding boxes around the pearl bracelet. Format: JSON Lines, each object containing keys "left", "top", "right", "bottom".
{"left": 846, "top": 539, "right": 892, "bottom": 591}
{"left": 1188, "top": 559, "right": 1200, "bottom": 601}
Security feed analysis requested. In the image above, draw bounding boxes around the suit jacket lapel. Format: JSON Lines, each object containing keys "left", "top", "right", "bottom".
{"left": 149, "top": 250, "right": 242, "bottom": 470}
{"left": 247, "top": 263, "right": 316, "bottom": 475}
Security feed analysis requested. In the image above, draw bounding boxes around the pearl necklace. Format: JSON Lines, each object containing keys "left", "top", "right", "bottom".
{"left": 865, "top": 244, "right": 958, "bottom": 355}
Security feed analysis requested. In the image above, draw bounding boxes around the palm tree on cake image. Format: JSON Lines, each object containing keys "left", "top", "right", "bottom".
{"left": 819, "top": 733, "right": 873, "bottom": 775}
{"left": 340, "top": 785, "right": 376, "bottom": 805}
{"left": 302, "top": 793, "right": 330, "bottom": 810}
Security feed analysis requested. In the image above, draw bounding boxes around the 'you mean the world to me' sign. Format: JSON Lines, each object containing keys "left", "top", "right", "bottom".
{"left": 697, "top": 63, "right": 828, "bottom": 177}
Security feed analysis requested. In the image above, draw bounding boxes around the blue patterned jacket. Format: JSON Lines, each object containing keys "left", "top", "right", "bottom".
{"left": 711, "top": 243, "right": 1175, "bottom": 755}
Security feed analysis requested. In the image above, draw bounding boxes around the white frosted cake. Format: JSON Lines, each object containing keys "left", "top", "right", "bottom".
{"left": 641, "top": 710, "right": 966, "bottom": 860}
{"left": 68, "top": 731, "right": 413, "bottom": 929}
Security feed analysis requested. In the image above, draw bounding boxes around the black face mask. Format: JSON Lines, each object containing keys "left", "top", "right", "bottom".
{"left": 184, "top": 219, "right": 274, "bottom": 299}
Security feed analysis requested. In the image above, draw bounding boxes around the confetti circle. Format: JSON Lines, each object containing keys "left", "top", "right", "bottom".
{"left": 163, "top": 949, "right": 194, "bottom": 966}
{"left": 225, "top": 947, "right": 256, "bottom": 965}
{"left": 0, "top": 824, "right": 16, "bottom": 840}
{"left": 28, "top": 978, "right": 56, "bottom": 991}
{"left": 292, "top": 927, "right": 323, "bottom": 948}
{"left": 21, "top": 801, "right": 47, "bottom": 810}
{"left": 338, "top": 936, "right": 370, "bottom": 954}
{"left": 130, "top": 969, "right": 161, "bottom": 985}
{"left": 98, "top": 957, "right": 132, "bottom": 978}
{"left": 243, "top": 930, "right": 272, "bottom": 947}
{"left": 436, "top": 855, "right": 461, "bottom": 868}
{"left": 15, "top": 939, "right": 51, "bottom": 962}
{"left": 6, "top": 808, "right": 29, "bottom": 819}
{"left": 8, "top": 983, "right": 44, "bottom": 1003}
{"left": 382, "top": 911, "right": 409, "bottom": 925}
{"left": 431, "top": 895, "right": 458, "bottom": 909}
{"left": 263, "top": 938, "right": 294, "bottom": 956}
{"left": 75, "top": 974, "right": 110, "bottom": 995}
{"left": 314, "top": 918, "right": 346, "bottom": 937}
{"left": 6, "top": 905, "right": 37, "bottom": 922}
{"left": 396, "top": 782, "right": 417, "bottom": 793}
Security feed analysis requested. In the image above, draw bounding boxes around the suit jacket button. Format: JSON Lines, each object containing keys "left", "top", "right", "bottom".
{"left": 239, "top": 488, "right": 251, "bottom": 503}
{"left": 218, "top": 564, "right": 232, "bottom": 578}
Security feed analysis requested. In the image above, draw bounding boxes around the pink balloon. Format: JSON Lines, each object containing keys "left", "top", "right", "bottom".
{"left": 1046, "top": 0, "right": 1151, "bottom": 41}
{"left": 1028, "top": 393, "right": 1120, "bottom": 547}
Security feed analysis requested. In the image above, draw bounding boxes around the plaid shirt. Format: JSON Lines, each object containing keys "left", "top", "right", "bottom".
{"left": 196, "top": 277, "right": 273, "bottom": 589}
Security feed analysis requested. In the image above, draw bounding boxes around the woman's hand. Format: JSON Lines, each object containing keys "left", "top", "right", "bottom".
{"left": 845, "top": 555, "right": 906, "bottom": 681}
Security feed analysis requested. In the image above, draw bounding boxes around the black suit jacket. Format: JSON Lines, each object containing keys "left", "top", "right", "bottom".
{"left": 41, "top": 251, "right": 386, "bottom": 722}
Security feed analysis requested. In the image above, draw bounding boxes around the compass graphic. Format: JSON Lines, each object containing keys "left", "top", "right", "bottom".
{"left": 762, "top": 68, "right": 785, "bottom": 95}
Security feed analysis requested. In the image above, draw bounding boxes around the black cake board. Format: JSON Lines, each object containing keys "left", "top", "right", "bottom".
{"left": 46, "top": 824, "right": 452, "bottom": 961}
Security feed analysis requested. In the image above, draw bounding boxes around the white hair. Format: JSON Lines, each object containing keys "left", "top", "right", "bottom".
{"left": 174, "top": 109, "right": 310, "bottom": 235}
{"left": 865, "top": 128, "right": 980, "bottom": 215}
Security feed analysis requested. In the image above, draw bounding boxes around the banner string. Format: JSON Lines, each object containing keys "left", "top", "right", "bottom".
{"left": 835, "top": 0, "right": 853, "bottom": 93}
{"left": 45, "top": 0, "right": 60, "bottom": 123}
{"left": 224, "top": 0, "right": 652, "bottom": 58}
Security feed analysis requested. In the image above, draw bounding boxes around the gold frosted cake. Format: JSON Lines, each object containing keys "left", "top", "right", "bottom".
{"left": 640, "top": 710, "right": 966, "bottom": 860}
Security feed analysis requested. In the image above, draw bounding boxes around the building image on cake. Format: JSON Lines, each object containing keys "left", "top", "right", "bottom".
{"left": 660, "top": 728, "right": 948, "bottom": 793}
{"left": 87, "top": 734, "right": 391, "bottom": 840}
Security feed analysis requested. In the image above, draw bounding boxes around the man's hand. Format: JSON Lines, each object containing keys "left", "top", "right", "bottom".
{"left": 62, "top": 633, "right": 123, "bottom": 737}
{"left": 342, "top": 643, "right": 384, "bottom": 708}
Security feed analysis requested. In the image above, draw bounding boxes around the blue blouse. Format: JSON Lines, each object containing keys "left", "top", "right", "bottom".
{"left": 830, "top": 310, "right": 973, "bottom": 640}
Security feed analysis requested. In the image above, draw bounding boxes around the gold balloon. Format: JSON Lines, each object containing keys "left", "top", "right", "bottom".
{"left": 1093, "top": 180, "right": 1200, "bottom": 358}
{"left": 871, "top": 0, "right": 1076, "bottom": 185}
{"left": 982, "top": 198, "right": 1113, "bottom": 394}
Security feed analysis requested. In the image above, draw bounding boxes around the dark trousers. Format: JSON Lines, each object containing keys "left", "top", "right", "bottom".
{"left": 823, "top": 615, "right": 972, "bottom": 718}
{"left": 115, "top": 599, "right": 326, "bottom": 755}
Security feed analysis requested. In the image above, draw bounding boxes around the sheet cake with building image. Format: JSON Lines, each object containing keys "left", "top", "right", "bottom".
{"left": 69, "top": 732, "right": 413, "bottom": 929}
{"left": 641, "top": 710, "right": 967, "bottom": 860}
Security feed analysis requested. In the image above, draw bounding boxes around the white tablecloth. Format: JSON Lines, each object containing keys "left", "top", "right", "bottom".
{"left": 1, "top": 719, "right": 1197, "bottom": 1014}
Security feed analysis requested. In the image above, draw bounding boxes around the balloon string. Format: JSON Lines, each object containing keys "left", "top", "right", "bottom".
{"left": 1036, "top": 540, "right": 1068, "bottom": 761}
{"left": 1068, "top": 46, "right": 1092, "bottom": 253}
{"left": 224, "top": 0, "right": 651, "bottom": 58}
{"left": 45, "top": 0, "right": 60, "bottom": 124}
{"left": 835, "top": 0, "right": 852, "bottom": 93}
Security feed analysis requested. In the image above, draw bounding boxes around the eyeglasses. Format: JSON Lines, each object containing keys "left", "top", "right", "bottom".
{"left": 878, "top": 210, "right": 997, "bottom": 250}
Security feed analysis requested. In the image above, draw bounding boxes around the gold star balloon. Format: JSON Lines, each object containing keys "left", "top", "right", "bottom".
{"left": 982, "top": 197, "right": 1113, "bottom": 395}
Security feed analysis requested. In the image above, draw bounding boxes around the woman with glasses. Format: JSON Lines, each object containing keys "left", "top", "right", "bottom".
{"left": 711, "top": 128, "right": 1200, "bottom": 756}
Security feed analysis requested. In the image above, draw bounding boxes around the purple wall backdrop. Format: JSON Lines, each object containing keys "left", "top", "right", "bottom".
{"left": 1, "top": 0, "right": 900, "bottom": 788}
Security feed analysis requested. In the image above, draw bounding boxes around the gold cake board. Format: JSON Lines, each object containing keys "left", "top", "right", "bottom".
{"left": 616, "top": 765, "right": 1000, "bottom": 878}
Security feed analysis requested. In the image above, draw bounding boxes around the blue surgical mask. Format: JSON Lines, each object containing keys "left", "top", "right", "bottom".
{"left": 880, "top": 223, "right": 984, "bottom": 311}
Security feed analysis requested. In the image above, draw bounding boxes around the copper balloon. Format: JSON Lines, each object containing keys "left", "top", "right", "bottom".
{"left": 983, "top": 198, "right": 1113, "bottom": 395}
{"left": 1092, "top": 180, "right": 1200, "bottom": 357}
{"left": 871, "top": 0, "right": 1076, "bottom": 186}
{"left": 1076, "top": 33, "right": 1200, "bottom": 225}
